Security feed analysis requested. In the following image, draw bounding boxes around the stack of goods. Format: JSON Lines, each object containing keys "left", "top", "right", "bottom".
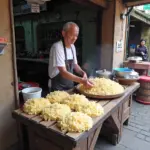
{"left": 23, "top": 98, "right": 50, "bottom": 115}
{"left": 41, "top": 103, "right": 71, "bottom": 121}
{"left": 57, "top": 112, "right": 93, "bottom": 132}
{"left": 74, "top": 101, "right": 104, "bottom": 117}
{"left": 114, "top": 68, "right": 139, "bottom": 85}
{"left": 22, "top": 91, "right": 104, "bottom": 132}
{"left": 61, "top": 94, "right": 89, "bottom": 110}
{"left": 46, "top": 91, "right": 70, "bottom": 103}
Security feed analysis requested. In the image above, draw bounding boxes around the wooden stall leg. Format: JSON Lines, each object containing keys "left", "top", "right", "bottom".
{"left": 72, "top": 124, "right": 102, "bottom": 150}
{"left": 100, "top": 107, "right": 123, "bottom": 145}
{"left": 17, "top": 123, "right": 28, "bottom": 150}
{"left": 17, "top": 123, "right": 24, "bottom": 150}
{"left": 123, "top": 95, "right": 132, "bottom": 126}
{"left": 124, "top": 119, "right": 129, "bottom": 126}
{"left": 88, "top": 124, "right": 102, "bottom": 150}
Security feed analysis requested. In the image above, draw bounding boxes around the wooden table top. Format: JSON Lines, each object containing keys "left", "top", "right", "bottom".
{"left": 123, "top": 61, "right": 150, "bottom": 70}
{"left": 12, "top": 83, "right": 140, "bottom": 146}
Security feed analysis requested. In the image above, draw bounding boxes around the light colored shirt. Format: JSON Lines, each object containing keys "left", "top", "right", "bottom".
{"left": 48, "top": 41, "right": 77, "bottom": 88}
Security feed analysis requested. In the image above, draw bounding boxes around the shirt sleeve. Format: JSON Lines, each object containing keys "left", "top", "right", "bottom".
{"left": 135, "top": 46, "right": 141, "bottom": 55}
{"left": 145, "top": 46, "right": 148, "bottom": 54}
{"left": 52, "top": 44, "right": 65, "bottom": 67}
{"left": 135, "top": 47, "right": 140, "bottom": 53}
{"left": 72, "top": 45, "right": 78, "bottom": 64}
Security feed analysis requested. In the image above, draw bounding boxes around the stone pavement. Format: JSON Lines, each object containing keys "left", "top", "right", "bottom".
{"left": 95, "top": 100, "right": 150, "bottom": 150}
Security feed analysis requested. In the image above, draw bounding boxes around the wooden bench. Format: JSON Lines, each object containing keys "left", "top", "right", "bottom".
{"left": 12, "top": 83, "right": 140, "bottom": 150}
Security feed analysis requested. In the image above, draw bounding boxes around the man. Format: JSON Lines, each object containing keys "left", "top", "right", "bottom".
{"left": 48, "top": 22, "right": 93, "bottom": 91}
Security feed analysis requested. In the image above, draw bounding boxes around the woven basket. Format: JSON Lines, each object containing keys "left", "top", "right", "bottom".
{"left": 139, "top": 81, "right": 150, "bottom": 89}
{"left": 116, "top": 78, "right": 139, "bottom": 85}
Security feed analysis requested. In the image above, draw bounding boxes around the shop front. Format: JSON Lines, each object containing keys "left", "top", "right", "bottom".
{"left": 0, "top": 0, "right": 149, "bottom": 150}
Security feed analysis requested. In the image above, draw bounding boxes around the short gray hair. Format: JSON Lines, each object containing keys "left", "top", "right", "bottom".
{"left": 63, "top": 22, "right": 79, "bottom": 32}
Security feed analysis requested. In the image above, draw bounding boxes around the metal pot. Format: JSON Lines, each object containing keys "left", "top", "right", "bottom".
{"left": 96, "top": 69, "right": 113, "bottom": 79}
{"left": 127, "top": 56, "right": 142, "bottom": 63}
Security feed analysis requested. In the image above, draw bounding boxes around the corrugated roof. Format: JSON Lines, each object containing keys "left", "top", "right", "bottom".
{"left": 131, "top": 8, "right": 150, "bottom": 25}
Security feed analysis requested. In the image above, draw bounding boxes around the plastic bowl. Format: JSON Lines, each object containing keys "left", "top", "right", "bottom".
{"left": 113, "top": 68, "right": 133, "bottom": 78}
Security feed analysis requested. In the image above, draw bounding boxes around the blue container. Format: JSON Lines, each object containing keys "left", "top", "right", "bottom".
{"left": 113, "top": 68, "right": 133, "bottom": 77}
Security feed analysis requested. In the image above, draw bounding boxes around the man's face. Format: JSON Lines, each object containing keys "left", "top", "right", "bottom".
{"left": 62, "top": 25, "right": 79, "bottom": 45}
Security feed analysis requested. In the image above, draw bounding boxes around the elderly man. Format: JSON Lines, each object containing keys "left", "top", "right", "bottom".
{"left": 48, "top": 22, "right": 93, "bottom": 91}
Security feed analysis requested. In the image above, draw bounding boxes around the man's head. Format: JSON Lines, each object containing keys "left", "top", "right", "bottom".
{"left": 62, "top": 22, "right": 79, "bottom": 46}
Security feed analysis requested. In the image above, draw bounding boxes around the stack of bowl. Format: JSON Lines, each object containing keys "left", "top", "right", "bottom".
{"left": 113, "top": 68, "right": 139, "bottom": 85}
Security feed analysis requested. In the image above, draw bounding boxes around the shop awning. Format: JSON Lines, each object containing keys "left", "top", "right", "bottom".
{"left": 123, "top": 0, "right": 150, "bottom": 7}
{"left": 131, "top": 8, "right": 150, "bottom": 25}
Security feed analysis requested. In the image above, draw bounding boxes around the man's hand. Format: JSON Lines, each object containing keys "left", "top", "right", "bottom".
{"left": 58, "top": 66, "right": 93, "bottom": 88}
{"left": 141, "top": 52, "right": 145, "bottom": 56}
{"left": 81, "top": 78, "right": 94, "bottom": 88}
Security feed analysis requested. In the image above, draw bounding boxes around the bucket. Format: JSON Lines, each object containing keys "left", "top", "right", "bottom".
{"left": 22, "top": 87, "right": 42, "bottom": 102}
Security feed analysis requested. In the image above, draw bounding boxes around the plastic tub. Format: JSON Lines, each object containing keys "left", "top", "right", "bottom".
{"left": 22, "top": 87, "right": 42, "bottom": 102}
{"left": 113, "top": 68, "right": 133, "bottom": 78}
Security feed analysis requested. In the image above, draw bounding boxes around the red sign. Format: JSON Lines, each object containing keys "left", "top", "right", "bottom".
{"left": 0, "top": 38, "right": 7, "bottom": 43}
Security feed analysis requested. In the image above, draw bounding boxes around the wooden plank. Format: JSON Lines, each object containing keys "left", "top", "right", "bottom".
{"left": 31, "top": 116, "right": 43, "bottom": 123}
{"left": 9, "top": 0, "right": 20, "bottom": 109}
{"left": 17, "top": 123, "right": 24, "bottom": 150}
{"left": 123, "top": 61, "right": 150, "bottom": 70}
{"left": 97, "top": 100, "right": 110, "bottom": 106}
{"left": 72, "top": 138, "right": 88, "bottom": 150}
{"left": 49, "top": 124, "right": 67, "bottom": 135}
{"left": 40, "top": 120, "right": 56, "bottom": 127}
{"left": 14, "top": 109, "right": 22, "bottom": 114}
{"left": 123, "top": 107, "right": 130, "bottom": 121}
{"left": 88, "top": 124, "right": 102, "bottom": 150}
{"left": 111, "top": 110, "right": 120, "bottom": 131}
{"left": 66, "top": 132, "right": 84, "bottom": 140}
{"left": 87, "top": 131, "right": 95, "bottom": 149}
{"left": 89, "top": 0, "right": 107, "bottom": 8}
{"left": 125, "top": 0, "right": 150, "bottom": 7}
{"left": 28, "top": 124, "right": 76, "bottom": 150}
{"left": 71, "top": 0, "right": 99, "bottom": 8}
{"left": 14, "top": 109, "right": 36, "bottom": 119}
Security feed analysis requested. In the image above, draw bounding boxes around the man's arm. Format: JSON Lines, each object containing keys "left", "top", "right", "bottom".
{"left": 145, "top": 46, "right": 148, "bottom": 55}
{"left": 74, "top": 64, "right": 87, "bottom": 79}
{"left": 58, "top": 66, "right": 94, "bottom": 88}
{"left": 58, "top": 66, "right": 84, "bottom": 83}
{"left": 135, "top": 47, "right": 141, "bottom": 56}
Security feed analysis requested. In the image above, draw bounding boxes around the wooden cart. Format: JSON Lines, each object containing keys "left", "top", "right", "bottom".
{"left": 12, "top": 83, "right": 140, "bottom": 150}
{"left": 123, "top": 61, "right": 150, "bottom": 75}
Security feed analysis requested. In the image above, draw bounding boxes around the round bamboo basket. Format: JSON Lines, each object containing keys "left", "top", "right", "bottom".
{"left": 75, "top": 85, "right": 125, "bottom": 100}
{"left": 116, "top": 78, "right": 139, "bottom": 85}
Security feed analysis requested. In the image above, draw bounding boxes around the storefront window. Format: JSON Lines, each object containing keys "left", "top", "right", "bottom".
{"left": 15, "top": 26, "right": 25, "bottom": 56}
